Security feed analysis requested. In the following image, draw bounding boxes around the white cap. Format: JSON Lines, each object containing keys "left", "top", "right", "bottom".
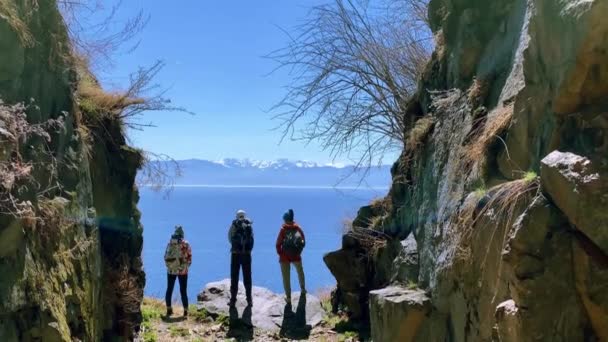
{"left": 236, "top": 209, "right": 246, "bottom": 219}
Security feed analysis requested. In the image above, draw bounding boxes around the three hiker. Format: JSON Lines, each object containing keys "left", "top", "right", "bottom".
{"left": 228, "top": 209, "right": 254, "bottom": 306}
{"left": 164, "top": 225, "right": 192, "bottom": 317}
{"left": 276, "top": 209, "right": 307, "bottom": 306}
{"left": 164, "top": 208, "right": 307, "bottom": 315}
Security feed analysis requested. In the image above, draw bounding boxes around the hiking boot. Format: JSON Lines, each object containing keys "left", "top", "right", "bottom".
{"left": 166, "top": 307, "right": 173, "bottom": 317}
{"left": 285, "top": 297, "right": 291, "bottom": 307}
{"left": 228, "top": 298, "right": 236, "bottom": 307}
{"left": 183, "top": 309, "right": 188, "bottom": 317}
{"left": 247, "top": 298, "right": 253, "bottom": 307}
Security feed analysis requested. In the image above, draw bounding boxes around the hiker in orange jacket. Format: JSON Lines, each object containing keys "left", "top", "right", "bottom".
{"left": 275, "top": 209, "right": 306, "bottom": 306}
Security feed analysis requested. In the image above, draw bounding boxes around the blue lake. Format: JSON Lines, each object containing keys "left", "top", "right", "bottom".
{"left": 139, "top": 186, "right": 383, "bottom": 301}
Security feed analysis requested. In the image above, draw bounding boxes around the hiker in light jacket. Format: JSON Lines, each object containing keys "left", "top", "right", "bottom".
{"left": 164, "top": 225, "right": 192, "bottom": 317}
{"left": 228, "top": 209, "right": 255, "bottom": 306}
{"left": 275, "top": 209, "right": 306, "bottom": 306}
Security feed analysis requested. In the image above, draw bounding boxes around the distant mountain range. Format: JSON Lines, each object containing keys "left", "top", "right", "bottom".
{"left": 141, "top": 158, "right": 392, "bottom": 188}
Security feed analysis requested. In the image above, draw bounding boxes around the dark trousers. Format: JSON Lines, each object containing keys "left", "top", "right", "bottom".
{"left": 165, "top": 274, "right": 188, "bottom": 308}
{"left": 230, "top": 253, "right": 252, "bottom": 300}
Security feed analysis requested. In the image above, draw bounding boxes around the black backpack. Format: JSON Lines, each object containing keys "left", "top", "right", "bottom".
{"left": 282, "top": 229, "right": 305, "bottom": 257}
{"left": 231, "top": 218, "right": 254, "bottom": 253}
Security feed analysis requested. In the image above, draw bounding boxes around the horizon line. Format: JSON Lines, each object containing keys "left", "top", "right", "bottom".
{"left": 150, "top": 157, "right": 393, "bottom": 167}
{"left": 139, "top": 184, "right": 390, "bottom": 191}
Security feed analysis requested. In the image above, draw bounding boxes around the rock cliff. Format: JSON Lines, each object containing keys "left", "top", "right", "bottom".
{"left": 0, "top": 1, "right": 144, "bottom": 340}
{"left": 325, "top": 0, "right": 608, "bottom": 340}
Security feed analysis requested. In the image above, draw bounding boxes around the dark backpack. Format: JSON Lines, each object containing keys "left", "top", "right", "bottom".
{"left": 282, "top": 228, "right": 305, "bottom": 257}
{"left": 231, "top": 219, "right": 254, "bottom": 253}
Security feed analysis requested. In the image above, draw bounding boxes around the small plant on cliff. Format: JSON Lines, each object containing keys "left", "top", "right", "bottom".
{"left": 522, "top": 170, "right": 538, "bottom": 183}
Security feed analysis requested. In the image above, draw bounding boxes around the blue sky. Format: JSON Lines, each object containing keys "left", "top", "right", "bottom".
{"left": 94, "top": 0, "right": 386, "bottom": 164}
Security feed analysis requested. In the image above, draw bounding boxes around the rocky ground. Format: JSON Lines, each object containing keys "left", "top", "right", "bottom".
{"left": 138, "top": 280, "right": 368, "bottom": 342}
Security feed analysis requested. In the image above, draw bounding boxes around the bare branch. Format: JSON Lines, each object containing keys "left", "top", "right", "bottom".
{"left": 137, "top": 152, "right": 182, "bottom": 198}
{"left": 58, "top": 0, "right": 149, "bottom": 70}
{"left": 269, "top": 0, "right": 433, "bottom": 170}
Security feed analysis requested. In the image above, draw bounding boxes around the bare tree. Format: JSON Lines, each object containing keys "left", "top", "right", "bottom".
{"left": 270, "top": 0, "right": 432, "bottom": 169}
{"left": 58, "top": 0, "right": 149, "bottom": 70}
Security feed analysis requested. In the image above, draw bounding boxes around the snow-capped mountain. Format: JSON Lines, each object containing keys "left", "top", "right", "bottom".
{"left": 142, "top": 158, "right": 391, "bottom": 188}
{"left": 213, "top": 158, "right": 345, "bottom": 170}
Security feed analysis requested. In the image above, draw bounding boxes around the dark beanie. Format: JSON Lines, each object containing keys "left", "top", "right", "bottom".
{"left": 172, "top": 225, "right": 184, "bottom": 239}
{"left": 283, "top": 209, "right": 294, "bottom": 223}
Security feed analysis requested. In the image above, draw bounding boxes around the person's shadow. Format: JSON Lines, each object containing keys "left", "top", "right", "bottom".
{"left": 227, "top": 304, "right": 254, "bottom": 341}
{"left": 279, "top": 294, "right": 312, "bottom": 339}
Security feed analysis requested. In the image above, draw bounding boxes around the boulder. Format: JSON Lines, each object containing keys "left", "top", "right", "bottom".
{"left": 502, "top": 196, "right": 588, "bottom": 340}
{"left": 369, "top": 286, "right": 431, "bottom": 342}
{"left": 197, "top": 279, "right": 323, "bottom": 332}
{"left": 540, "top": 151, "right": 608, "bottom": 254}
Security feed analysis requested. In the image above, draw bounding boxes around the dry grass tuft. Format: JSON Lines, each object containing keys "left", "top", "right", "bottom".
{"left": 434, "top": 29, "right": 446, "bottom": 59}
{"left": 0, "top": 0, "right": 34, "bottom": 46}
{"left": 455, "top": 173, "right": 540, "bottom": 263}
{"left": 370, "top": 196, "right": 392, "bottom": 214}
{"left": 77, "top": 70, "right": 143, "bottom": 119}
{"left": 406, "top": 116, "right": 435, "bottom": 152}
{"left": 340, "top": 216, "right": 354, "bottom": 234}
{"left": 464, "top": 103, "right": 514, "bottom": 169}
{"left": 467, "top": 77, "right": 489, "bottom": 107}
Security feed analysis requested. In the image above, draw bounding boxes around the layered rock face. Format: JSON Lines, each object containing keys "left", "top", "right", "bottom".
{"left": 0, "top": 1, "right": 144, "bottom": 340}
{"left": 326, "top": 0, "right": 608, "bottom": 340}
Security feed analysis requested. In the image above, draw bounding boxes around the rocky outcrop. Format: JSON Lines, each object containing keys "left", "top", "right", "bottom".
{"left": 323, "top": 230, "right": 401, "bottom": 320}
{"left": 369, "top": 287, "right": 430, "bottom": 342}
{"left": 0, "top": 1, "right": 144, "bottom": 340}
{"left": 197, "top": 280, "right": 323, "bottom": 332}
{"left": 326, "top": 0, "right": 608, "bottom": 340}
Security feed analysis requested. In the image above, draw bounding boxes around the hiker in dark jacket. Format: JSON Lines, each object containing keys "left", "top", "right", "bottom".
{"left": 228, "top": 209, "right": 254, "bottom": 306}
{"left": 164, "top": 225, "right": 192, "bottom": 317}
{"left": 275, "top": 209, "right": 306, "bottom": 306}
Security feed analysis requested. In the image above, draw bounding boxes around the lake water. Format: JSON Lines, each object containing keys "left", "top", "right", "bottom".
{"left": 139, "top": 186, "right": 383, "bottom": 301}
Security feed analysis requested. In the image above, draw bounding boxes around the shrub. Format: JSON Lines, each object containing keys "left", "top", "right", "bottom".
{"left": 0, "top": 99, "right": 64, "bottom": 219}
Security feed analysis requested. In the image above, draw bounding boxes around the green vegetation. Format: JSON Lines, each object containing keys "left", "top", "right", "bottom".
{"left": 188, "top": 304, "right": 210, "bottom": 322}
{"left": 339, "top": 331, "right": 359, "bottom": 341}
{"left": 216, "top": 313, "right": 230, "bottom": 327}
{"left": 523, "top": 171, "right": 538, "bottom": 183}
{"left": 142, "top": 306, "right": 162, "bottom": 322}
{"left": 169, "top": 326, "right": 190, "bottom": 337}
{"left": 474, "top": 185, "right": 487, "bottom": 198}
{"left": 141, "top": 326, "right": 157, "bottom": 342}
{"left": 140, "top": 298, "right": 164, "bottom": 342}
{"left": 407, "top": 280, "right": 418, "bottom": 290}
